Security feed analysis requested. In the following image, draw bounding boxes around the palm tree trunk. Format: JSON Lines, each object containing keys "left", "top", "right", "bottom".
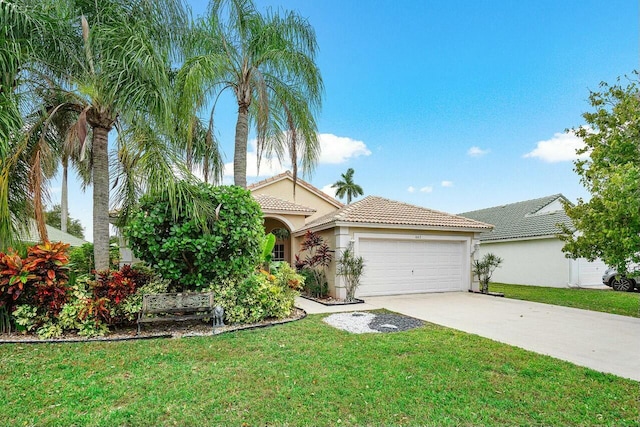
{"left": 233, "top": 105, "right": 249, "bottom": 188}
{"left": 61, "top": 157, "right": 68, "bottom": 233}
{"left": 92, "top": 125, "right": 110, "bottom": 271}
{"left": 31, "top": 151, "right": 48, "bottom": 243}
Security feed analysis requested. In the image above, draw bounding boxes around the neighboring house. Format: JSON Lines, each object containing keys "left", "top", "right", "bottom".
{"left": 249, "top": 171, "right": 492, "bottom": 299}
{"left": 459, "top": 194, "right": 607, "bottom": 288}
{"left": 18, "top": 221, "right": 88, "bottom": 247}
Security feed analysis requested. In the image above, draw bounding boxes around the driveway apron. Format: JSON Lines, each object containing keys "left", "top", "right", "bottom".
{"left": 298, "top": 293, "right": 640, "bottom": 381}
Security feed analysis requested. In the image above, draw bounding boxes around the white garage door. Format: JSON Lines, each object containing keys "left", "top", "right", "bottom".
{"left": 357, "top": 237, "right": 466, "bottom": 297}
{"left": 576, "top": 258, "right": 608, "bottom": 286}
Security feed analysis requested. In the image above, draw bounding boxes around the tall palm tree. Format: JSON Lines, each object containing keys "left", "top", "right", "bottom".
{"left": 0, "top": 0, "right": 75, "bottom": 247}
{"left": 1, "top": 0, "right": 216, "bottom": 271}
{"left": 178, "top": 0, "right": 323, "bottom": 188}
{"left": 332, "top": 168, "right": 363, "bottom": 204}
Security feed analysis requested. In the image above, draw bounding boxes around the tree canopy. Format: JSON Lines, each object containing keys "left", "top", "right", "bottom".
{"left": 560, "top": 73, "right": 640, "bottom": 275}
{"left": 177, "top": 0, "right": 323, "bottom": 188}
{"left": 45, "top": 205, "right": 85, "bottom": 239}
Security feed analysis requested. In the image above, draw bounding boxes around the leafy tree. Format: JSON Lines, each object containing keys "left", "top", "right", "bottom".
{"left": 560, "top": 74, "right": 640, "bottom": 275}
{"left": 45, "top": 204, "right": 84, "bottom": 239}
{"left": 125, "top": 184, "right": 264, "bottom": 290}
{"left": 332, "top": 168, "right": 364, "bottom": 204}
{"left": 177, "top": 0, "right": 323, "bottom": 188}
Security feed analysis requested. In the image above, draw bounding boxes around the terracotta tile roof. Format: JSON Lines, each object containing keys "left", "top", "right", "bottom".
{"left": 301, "top": 196, "right": 493, "bottom": 231}
{"left": 459, "top": 194, "right": 573, "bottom": 241}
{"left": 253, "top": 194, "right": 316, "bottom": 215}
{"left": 248, "top": 171, "right": 344, "bottom": 208}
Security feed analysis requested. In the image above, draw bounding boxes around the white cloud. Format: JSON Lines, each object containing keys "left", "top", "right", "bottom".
{"left": 407, "top": 186, "right": 415, "bottom": 193}
{"left": 441, "top": 181, "right": 454, "bottom": 188}
{"left": 523, "top": 131, "right": 590, "bottom": 163}
{"left": 467, "top": 146, "right": 489, "bottom": 157}
{"left": 320, "top": 184, "right": 337, "bottom": 198}
{"left": 317, "top": 133, "right": 371, "bottom": 164}
{"left": 419, "top": 186, "right": 433, "bottom": 193}
{"left": 224, "top": 133, "right": 371, "bottom": 178}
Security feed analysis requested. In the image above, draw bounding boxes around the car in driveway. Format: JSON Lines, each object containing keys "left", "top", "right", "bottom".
{"left": 602, "top": 268, "right": 637, "bottom": 292}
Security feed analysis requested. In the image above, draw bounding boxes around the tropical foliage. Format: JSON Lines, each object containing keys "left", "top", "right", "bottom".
{"left": 125, "top": 184, "right": 264, "bottom": 290}
{"left": 560, "top": 73, "right": 640, "bottom": 276}
{"left": 211, "top": 262, "right": 302, "bottom": 324}
{"left": 0, "top": 0, "right": 219, "bottom": 273}
{"left": 295, "top": 230, "right": 333, "bottom": 298}
{"left": 332, "top": 168, "right": 364, "bottom": 204}
{"left": 178, "top": 0, "right": 323, "bottom": 188}
{"left": 336, "top": 241, "right": 365, "bottom": 301}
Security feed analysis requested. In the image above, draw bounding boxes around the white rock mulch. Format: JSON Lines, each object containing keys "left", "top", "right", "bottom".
{"left": 323, "top": 311, "right": 424, "bottom": 334}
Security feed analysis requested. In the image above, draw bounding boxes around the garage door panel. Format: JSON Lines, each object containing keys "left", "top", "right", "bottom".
{"left": 357, "top": 238, "right": 466, "bottom": 296}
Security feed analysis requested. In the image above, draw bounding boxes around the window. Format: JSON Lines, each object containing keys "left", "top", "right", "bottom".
{"left": 272, "top": 243, "right": 285, "bottom": 261}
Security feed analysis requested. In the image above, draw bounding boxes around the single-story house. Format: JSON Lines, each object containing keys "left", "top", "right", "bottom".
{"left": 249, "top": 171, "right": 493, "bottom": 299}
{"left": 458, "top": 194, "right": 607, "bottom": 288}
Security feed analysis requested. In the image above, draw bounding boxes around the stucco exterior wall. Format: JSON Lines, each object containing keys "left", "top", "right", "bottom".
{"left": 477, "top": 238, "right": 570, "bottom": 287}
{"left": 252, "top": 179, "right": 339, "bottom": 221}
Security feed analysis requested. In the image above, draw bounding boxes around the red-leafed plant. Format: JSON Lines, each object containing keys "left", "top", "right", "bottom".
{"left": 24, "top": 242, "right": 71, "bottom": 317}
{"left": 94, "top": 268, "right": 136, "bottom": 304}
{"left": 79, "top": 297, "right": 111, "bottom": 325}
{"left": 296, "top": 231, "right": 333, "bottom": 298}
{"left": 0, "top": 250, "right": 36, "bottom": 308}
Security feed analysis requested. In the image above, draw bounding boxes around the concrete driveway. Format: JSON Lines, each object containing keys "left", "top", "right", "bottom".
{"left": 296, "top": 292, "right": 640, "bottom": 381}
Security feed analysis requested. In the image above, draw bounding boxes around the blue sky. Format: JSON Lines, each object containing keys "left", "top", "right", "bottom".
{"left": 52, "top": 0, "right": 638, "bottom": 240}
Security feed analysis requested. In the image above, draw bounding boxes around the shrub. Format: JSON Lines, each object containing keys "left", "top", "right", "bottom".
{"left": 0, "top": 250, "right": 33, "bottom": 314}
{"left": 125, "top": 184, "right": 264, "bottom": 291}
{"left": 212, "top": 262, "right": 302, "bottom": 324}
{"left": 12, "top": 304, "right": 39, "bottom": 332}
{"left": 473, "top": 253, "right": 503, "bottom": 294}
{"left": 336, "top": 242, "right": 365, "bottom": 302}
{"left": 0, "top": 242, "right": 71, "bottom": 332}
{"left": 295, "top": 231, "right": 332, "bottom": 298}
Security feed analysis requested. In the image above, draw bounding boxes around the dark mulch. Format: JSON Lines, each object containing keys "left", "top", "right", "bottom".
{"left": 300, "top": 295, "right": 365, "bottom": 306}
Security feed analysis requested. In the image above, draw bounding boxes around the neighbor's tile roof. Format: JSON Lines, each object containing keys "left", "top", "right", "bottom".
{"left": 18, "top": 222, "right": 88, "bottom": 247}
{"left": 300, "top": 196, "right": 493, "bottom": 231}
{"left": 253, "top": 194, "right": 316, "bottom": 215}
{"left": 458, "top": 194, "right": 574, "bottom": 242}
{"left": 248, "top": 171, "right": 344, "bottom": 208}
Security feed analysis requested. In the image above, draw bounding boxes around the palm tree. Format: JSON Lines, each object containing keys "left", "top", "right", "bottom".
{"left": 1, "top": 0, "right": 217, "bottom": 271}
{"left": 332, "top": 168, "right": 364, "bottom": 204}
{"left": 0, "top": 0, "right": 73, "bottom": 247}
{"left": 178, "top": 0, "right": 323, "bottom": 188}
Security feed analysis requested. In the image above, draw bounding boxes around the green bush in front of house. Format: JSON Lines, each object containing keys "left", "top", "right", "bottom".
{"left": 125, "top": 184, "right": 264, "bottom": 291}
{"left": 211, "top": 262, "right": 304, "bottom": 324}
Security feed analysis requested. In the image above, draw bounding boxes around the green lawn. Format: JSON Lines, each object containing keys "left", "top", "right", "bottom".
{"left": 490, "top": 283, "right": 640, "bottom": 318}
{"left": 1, "top": 314, "right": 638, "bottom": 426}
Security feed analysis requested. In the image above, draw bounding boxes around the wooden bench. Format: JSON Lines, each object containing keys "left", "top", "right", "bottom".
{"left": 137, "top": 292, "right": 223, "bottom": 334}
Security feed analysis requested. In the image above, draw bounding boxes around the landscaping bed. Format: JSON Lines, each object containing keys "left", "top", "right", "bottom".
{"left": 0, "top": 308, "right": 306, "bottom": 343}
{"left": 300, "top": 294, "right": 365, "bottom": 306}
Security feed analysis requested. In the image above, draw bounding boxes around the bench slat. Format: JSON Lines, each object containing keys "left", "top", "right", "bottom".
{"left": 137, "top": 291, "right": 217, "bottom": 334}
